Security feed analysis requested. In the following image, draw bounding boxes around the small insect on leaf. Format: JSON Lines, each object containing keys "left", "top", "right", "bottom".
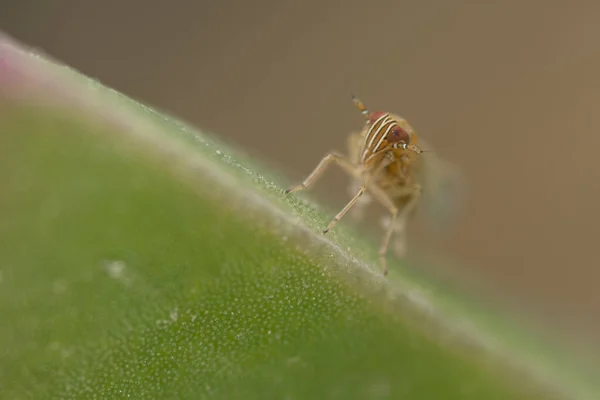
{"left": 285, "top": 95, "right": 463, "bottom": 276}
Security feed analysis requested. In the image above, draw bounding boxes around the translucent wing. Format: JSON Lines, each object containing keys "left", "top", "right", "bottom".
{"left": 414, "top": 138, "right": 467, "bottom": 234}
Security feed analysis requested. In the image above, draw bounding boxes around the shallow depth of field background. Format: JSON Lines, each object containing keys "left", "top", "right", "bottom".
{"left": 3, "top": 2, "right": 600, "bottom": 341}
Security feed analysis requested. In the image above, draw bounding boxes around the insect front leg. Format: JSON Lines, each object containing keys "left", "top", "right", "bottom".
{"left": 285, "top": 152, "right": 359, "bottom": 194}
{"left": 346, "top": 179, "right": 372, "bottom": 221}
{"left": 323, "top": 185, "right": 367, "bottom": 234}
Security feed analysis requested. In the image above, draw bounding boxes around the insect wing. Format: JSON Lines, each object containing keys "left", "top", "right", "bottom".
{"left": 416, "top": 140, "right": 467, "bottom": 234}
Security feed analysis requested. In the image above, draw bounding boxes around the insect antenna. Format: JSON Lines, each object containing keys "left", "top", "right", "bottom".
{"left": 351, "top": 93, "right": 371, "bottom": 120}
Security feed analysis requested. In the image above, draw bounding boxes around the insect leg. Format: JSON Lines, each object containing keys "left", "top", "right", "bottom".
{"left": 363, "top": 184, "right": 398, "bottom": 276}
{"left": 285, "top": 152, "right": 358, "bottom": 194}
{"left": 346, "top": 131, "right": 372, "bottom": 221}
{"left": 366, "top": 184, "right": 421, "bottom": 275}
{"left": 389, "top": 185, "right": 423, "bottom": 260}
{"left": 323, "top": 160, "right": 391, "bottom": 245}
{"left": 323, "top": 185, "right": 366, "bottom": 234}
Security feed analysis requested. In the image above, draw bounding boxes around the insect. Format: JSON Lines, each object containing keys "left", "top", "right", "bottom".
{"left": 285, "top": 94, "right": 461, "bottom": 276}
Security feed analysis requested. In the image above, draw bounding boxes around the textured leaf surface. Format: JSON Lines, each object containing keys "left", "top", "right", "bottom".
{"left": 0, "top": 33, "right": 596, "bottom": 400}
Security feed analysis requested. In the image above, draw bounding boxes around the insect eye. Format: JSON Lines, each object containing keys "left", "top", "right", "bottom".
{"left": 387, "top": 128, "right": 406, "bottom": 143}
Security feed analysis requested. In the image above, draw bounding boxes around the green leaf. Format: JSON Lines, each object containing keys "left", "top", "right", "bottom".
{"left": 0, "top": 33, "right": 596, "bottom": 400}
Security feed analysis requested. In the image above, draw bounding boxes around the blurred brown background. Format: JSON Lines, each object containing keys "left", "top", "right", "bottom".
{"left": 3, "top": 1, "right": 600, "bottom": 342}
